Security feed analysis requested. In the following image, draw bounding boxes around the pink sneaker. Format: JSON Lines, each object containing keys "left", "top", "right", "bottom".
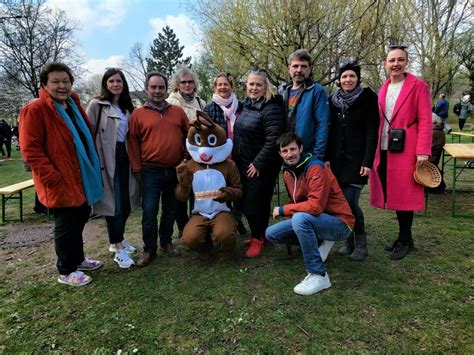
{"left": 77, "top": 258, "right": 103, "bottom": 271}
{"left": 57, "top": 271, "right": 92, "bottom": 287}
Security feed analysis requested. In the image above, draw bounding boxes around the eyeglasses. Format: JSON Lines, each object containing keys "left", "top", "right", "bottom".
{"left": 179, "top": 80, "right": 195, "bottom": 85}
{"left": 387, "top": 44, "right": 408, "bottom": 50}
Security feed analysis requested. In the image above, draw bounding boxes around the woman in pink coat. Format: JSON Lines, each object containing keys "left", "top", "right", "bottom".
{"left": 370, "top": 45, "right": 432, "bottom": 260}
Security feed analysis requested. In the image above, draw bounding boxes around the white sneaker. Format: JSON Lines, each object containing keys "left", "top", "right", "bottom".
{"left": 318, "top": 240, "right": 335, "bottom": 262}
{"left": 114, "top": 250, "right": 135, "bottom": 269}
{"left": 109, "top": 240, "right": 137, "bottom": 254}
{"left": 293, "top": 273, "right": 331, "bottom": 295}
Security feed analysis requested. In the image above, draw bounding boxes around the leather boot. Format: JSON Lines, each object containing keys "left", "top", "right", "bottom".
{"left": 338, "top": 233, "right": 354, "bottom": 256}
{"left": 349, "top": 234, "right": 368, "bottom": 261}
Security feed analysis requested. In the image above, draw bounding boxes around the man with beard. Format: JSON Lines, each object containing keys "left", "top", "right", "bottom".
{"left": 279, "top": 49, "right": 329, "bottom": 160}
{"left": 128, "top": 72, "right": 189, "bottom": 266}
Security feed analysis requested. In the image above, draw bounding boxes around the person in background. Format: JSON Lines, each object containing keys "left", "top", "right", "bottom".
{"left": 232, "top": 68, "right": 285, "bottom": 257}
{"left": 167, "top": 66, "right": 207, "bottom": 238}
{"left": 456, "top": 94, "right": 472, "bottom": 131}
{"left": 0, "top": 119, "right": 12, "bottom": 158}
{"left": 433, "top": 93, "right": 451, "bottom": 133}
{"left": 370, "top": 45, "right": 432, "bottom": 260}
{"left": 266, "top": 132, "right": 354, "bottom": 295}
{"left": 86, "top": 68, "right": 140, "bottom": 269}
{"left": 326, "top": 60, "right": 379, "bottom": 261}
{"left": 204, "top": 72, "right": 246, "bottom": 235}
{"left": 20, "top": 62, "right": 103, "bottom": 286}
{"left": 429, "top": 113, "right": 446, "bottom": 192}
{"left": 128, "top": 71, "right": 189, "bottom": 267}
{"left": 279, "top": 49, "right": 329, "bottom": 160}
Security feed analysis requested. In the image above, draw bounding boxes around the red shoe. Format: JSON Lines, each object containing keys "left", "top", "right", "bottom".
{"left": 246, "top": 238, "right": 264, "bottom": 258}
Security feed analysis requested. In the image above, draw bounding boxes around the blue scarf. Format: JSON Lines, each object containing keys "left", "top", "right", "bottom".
{"left": 55, "top": 98, "right": 103, "bottom": 205}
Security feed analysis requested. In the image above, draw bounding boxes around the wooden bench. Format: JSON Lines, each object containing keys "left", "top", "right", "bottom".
{"left": 0, "top": 179, "right": 35, "bottom": 223}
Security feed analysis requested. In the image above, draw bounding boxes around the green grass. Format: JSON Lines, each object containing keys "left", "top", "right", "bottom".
{"left": 0, "top": 136, "right": 473, "bottom": 353}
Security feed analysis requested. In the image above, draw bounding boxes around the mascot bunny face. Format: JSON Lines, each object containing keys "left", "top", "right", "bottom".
{"left": 186, "top": 111, "right": 232, "bottom": 164}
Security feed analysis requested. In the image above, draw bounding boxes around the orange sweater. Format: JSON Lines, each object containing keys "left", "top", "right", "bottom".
{"left": 128, "top": 104, "right": 189, "bottom": 172}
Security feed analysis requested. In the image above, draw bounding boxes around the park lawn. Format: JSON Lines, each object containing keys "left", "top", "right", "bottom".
{"left": 0, "top": 136, "right": 473, "bottom": 353}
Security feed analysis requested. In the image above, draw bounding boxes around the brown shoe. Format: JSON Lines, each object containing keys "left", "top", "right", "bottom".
{"left": 160, "top": 243, "right": 181, "bottom": 257}
{"left": 136, "top": 252, "right": 156, "bottom": 267}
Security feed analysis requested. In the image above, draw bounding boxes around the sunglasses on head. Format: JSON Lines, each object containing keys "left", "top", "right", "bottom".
{"left": 387, "top": 44, "right": 408, "bottom": 50}
{"left": 249, "top": 66, "right": 268, "bottom": 76}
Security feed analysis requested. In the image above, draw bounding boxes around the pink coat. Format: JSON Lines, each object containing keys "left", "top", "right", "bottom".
{"left": 370, "top": 73, "right": 432, "bottom": 211}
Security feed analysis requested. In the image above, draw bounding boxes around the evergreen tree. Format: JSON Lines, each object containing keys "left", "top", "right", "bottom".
{"left": 146, "top": 26, "right": 192, "bottom": 78}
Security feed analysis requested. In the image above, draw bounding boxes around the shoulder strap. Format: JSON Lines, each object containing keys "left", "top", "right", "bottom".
{"left": 381, "top": 107, "right": 416, "bottom": 129}
{"left": 94, "top": 104, "right": 105, "bottom": 138}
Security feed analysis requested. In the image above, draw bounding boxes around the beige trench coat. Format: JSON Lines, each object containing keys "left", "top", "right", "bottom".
{"left": 86, "top": 99, "right": 140, "bottom": 216}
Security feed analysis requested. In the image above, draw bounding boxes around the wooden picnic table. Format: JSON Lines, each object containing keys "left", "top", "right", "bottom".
{"left": 441, "top": 144, "right": 474, "bottom": 216}
{"left": 0, "top": 179, "right": 35, "bottom": 223}
{"left": 449, "top": 131, "right": 474, "bottom": 143}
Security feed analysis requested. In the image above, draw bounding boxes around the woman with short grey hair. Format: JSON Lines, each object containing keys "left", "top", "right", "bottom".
{"left": 167, "top": 65, "right": 206, "bottom": 121}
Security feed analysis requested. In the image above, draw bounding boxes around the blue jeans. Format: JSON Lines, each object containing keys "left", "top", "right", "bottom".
{"left": 141, "top": 165, "right": 178, "bottom": 253}
{"left": 105, "top": 143, "right": 131, "bottom": 244}
{"left": 266, "top": 212, "right": 351, "bottom": 275}
{"left": 342, "top": 185, "right": 365, "bottom": 235}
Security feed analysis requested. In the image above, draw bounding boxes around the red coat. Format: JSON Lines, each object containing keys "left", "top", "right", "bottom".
{"left": 370, "top": 73, "right": 432, "bottom": 211}
{"left": 19, "top": 89, "right": 91, "bottom": 208}
{"left": 282, "top": 157, "right": 355, "bottom": 229}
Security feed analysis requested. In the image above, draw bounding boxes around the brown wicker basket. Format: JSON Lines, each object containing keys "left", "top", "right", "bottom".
{"left": 413, "top": 161, "right": 442, "bottom": 188}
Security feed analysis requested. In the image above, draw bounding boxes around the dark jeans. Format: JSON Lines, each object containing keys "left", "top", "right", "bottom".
{"left": 105, "top": 143, "right": 131, "bottom": 244}
{"left": 458, "top": 119, "right": 466, "bottom": 131}
{"left": 53, "top": 203, "right": 90, "bottom": 275}
{"left": 141, "top": 165, "right": 178, "bottom": 253}
{"left": 342, "top": 185, "right": 365, "bottom": 235}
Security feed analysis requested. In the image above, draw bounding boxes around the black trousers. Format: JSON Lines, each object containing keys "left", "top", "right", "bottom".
{"left": 380, "top": 150, "right": 414, "bottom": 244}
{"left": 53, "top": 203, "right": 90, "bottom": 275}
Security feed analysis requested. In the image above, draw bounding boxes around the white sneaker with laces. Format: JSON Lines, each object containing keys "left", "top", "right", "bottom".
{"left": 293, "top": 272, "right": 331, "bottom": 295}
{"left": 114, "top": 250, "right": 135, "bottom": 268}
{"left": 109, "top": 240, "right": 137, "bottom": 254}
{"left": 318, "top": 240, "right": 335, "bottom": 262}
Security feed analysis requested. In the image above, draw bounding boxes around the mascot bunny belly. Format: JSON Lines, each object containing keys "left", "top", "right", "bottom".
{"left": 175, "top": 111, "right": 243, "bottom": 260}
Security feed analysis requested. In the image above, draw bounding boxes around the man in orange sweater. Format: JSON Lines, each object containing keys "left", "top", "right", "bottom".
{"left": 128, "top": 72, "right": 189, "bottom": 267}
{"left": 266, "top": 132, "right": 354, "bottom": 295}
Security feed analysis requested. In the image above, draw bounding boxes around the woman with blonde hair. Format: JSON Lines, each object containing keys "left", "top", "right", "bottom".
{"left": 232, "top": 68, "right": 285, "bottom": 257}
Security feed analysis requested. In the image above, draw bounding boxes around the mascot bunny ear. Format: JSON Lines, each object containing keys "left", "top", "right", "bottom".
{"left": 193, "top": 110, "right": 216, "bottom": 130}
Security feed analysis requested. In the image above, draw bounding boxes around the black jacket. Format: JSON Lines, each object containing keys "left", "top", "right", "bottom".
{"left": 326, "top": 87, "right": 379, "bottom": 185}
{"left": 233, "top": 95, "right": 285, "bottom": 173}
{"left": 204, "top": 100, "right": 244, "bottom": 138}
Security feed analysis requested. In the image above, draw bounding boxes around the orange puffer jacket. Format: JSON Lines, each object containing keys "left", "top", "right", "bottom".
{"left": 20, "top": 89, "right": 92, "bottom": 208}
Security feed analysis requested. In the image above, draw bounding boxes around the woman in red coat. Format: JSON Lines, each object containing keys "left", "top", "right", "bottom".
{"left": 370, "top": 46, "right": 432, "bottom": 260}
{"left": 20, "top": 63, "right": 103, "bottom": 286}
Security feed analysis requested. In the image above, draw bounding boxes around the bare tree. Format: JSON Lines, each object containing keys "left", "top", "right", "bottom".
{"left": 404, "top": 0, "right": 472, "bottom": 98}
{"left": 120, "top": 42, "right": 148, "bottom": 91}
{"left": 0, "top": 0, "right": 80, "bottom": 98}
{"left": 74, "top": 74, "right": 103, "bottom": 106}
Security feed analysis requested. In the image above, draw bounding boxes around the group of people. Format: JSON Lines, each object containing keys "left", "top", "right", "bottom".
{"left": 20, "top": 46, "right": 433, "bottom": 295}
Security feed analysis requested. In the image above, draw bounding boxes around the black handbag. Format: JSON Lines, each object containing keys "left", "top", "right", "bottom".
{"left": 382, "top": 111, "right": 416, "bottom": 153}
{"left": 388, "top": 128, "right": 405, "bottom": 152}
